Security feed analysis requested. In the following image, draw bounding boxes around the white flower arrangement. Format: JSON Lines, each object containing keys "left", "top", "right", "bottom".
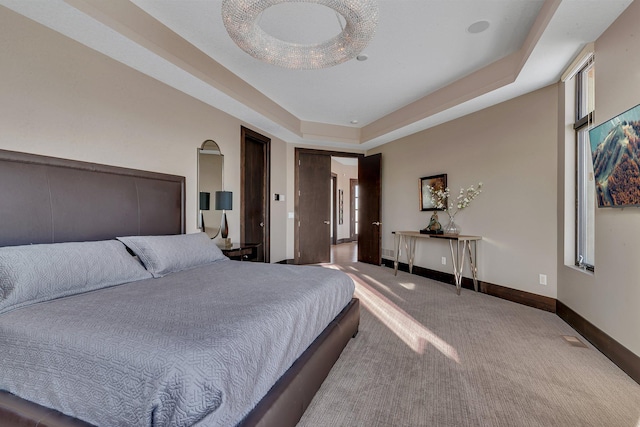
{"left": 428, "top": 182, "right": 483, "bottom": 217}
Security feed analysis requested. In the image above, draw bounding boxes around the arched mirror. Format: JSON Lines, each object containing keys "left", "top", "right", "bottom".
{"left": 198, "top": 139, "right": 224, "bottom": 238}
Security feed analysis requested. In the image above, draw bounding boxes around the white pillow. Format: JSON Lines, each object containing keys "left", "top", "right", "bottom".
{"left": 117, "top": 232, "right": 228, "bottom": 278}
{"left": 0, "top": 240, "right": 153, "bottom": 315}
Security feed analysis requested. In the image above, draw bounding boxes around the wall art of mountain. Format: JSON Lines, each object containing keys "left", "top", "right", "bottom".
{"left": 590, "top": 105, "right": 640, "bottom": 207}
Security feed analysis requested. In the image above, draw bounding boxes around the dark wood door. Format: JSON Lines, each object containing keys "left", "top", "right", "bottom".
{"left": 241, "top": 127, "right": 270, "bottom": 262}
{"left": 296, "top": 151, "right": 331, "bottom": 264}
{"left": 358, "top": 153, "right": 382, "bottom": 265}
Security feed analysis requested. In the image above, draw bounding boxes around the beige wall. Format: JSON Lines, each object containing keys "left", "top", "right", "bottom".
{"left": 0, "top": 8, "right": 288, "bottom": 262}
{"left": 368, "top": 84, "right": 559, "bottom": 298}
{"left": 557, "top": 0, "right": 640, "bottom": 357}
{"left": 270, "top": 137, "right": 289, "bottom": 262}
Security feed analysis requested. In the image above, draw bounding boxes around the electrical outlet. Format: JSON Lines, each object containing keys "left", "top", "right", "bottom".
{"left": 539, "top": 274, "right": 547, "bottom": 285}
{"left": 441, "top": 257, "right": 447, "bottom": 265}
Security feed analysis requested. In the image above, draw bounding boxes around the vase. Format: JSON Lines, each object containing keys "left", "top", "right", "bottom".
{"left": 444, "top": 212, "right": 461, "bottom": 235}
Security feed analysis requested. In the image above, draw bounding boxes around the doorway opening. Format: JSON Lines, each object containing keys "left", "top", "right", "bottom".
{"left": 331, "top": 157, "right": 358, "bottom": 251}
{"left": 330, "top": 159, "right": 357, "bottom": 263}
{"left": 295, "top": 148, "right": 380, "bottom": 265}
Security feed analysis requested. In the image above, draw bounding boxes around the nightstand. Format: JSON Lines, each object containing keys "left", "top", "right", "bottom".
{"left": 219, "top": 243, "right": 260, "bottom": 261}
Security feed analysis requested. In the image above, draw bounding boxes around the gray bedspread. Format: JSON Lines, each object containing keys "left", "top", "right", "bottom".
{"left": 0, "top": 260, "right": 355, "bottom": 426}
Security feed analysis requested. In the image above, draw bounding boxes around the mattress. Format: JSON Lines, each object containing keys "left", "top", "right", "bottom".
{"left": 0, "top": 260, "right": 355, "bottom": 426}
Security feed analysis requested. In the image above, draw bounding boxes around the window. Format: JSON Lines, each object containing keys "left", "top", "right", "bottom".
{"left": 350, "top": 179, "right": 359, "bottom": 239}
{"left": 574, "top": 60, "right": 595, "bottom": 271}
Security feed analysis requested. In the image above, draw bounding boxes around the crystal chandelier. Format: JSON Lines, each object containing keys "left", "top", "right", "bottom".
{"left": 221, "top": 0, "right": 379, "bottom": 70}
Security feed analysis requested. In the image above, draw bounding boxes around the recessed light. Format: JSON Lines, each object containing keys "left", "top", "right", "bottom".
{"left": 350, "top": 120, "right": 359, "bottom": 124}
{"left": 356, "top": 54, "right": 368, "bottom": 61}
{"left": 467, "top": 20, "right": 490, "bottom": 34}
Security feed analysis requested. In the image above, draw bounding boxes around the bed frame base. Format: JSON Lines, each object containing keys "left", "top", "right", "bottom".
{"left": 238, "top": 297, "right": 360, "bottom": 427}
{"left": 0, "top": 298, "right": 359, "bottom": 427}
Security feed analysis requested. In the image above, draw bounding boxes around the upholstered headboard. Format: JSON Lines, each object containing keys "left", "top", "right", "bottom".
{"left": 0, "top": 149, "right": 185, "bottom": 247}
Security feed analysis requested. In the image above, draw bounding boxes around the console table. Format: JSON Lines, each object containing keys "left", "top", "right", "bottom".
{"left": 392, "top": 231, "right": 481, "bottom": 295}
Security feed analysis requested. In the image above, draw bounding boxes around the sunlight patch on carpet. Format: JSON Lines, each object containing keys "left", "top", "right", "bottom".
{"left": 562, "top": 335, "right": 589, "bottom": 348}
{"left": 360, "top": 273, "right": 404, "bottom": 301}
{"left": 398, "top": 282, "right": 416, "bottom": 290}
{"left": 348, "top": 273, "right": 460, "bottom": 362}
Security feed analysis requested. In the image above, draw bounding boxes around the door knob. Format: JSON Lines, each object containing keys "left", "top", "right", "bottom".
{"left": 372, "top": 221, "right": 381, "bottom": 226}
{"left": 259, "top": 222, "right": 264, "bottom": 227}
{"left": 323, "top": 220, "right": 330, "bottom": 224}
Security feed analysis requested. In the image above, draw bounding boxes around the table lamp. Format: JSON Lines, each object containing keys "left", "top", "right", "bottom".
{"left": 215, "top": 191, "right": 232, "bottom": 246}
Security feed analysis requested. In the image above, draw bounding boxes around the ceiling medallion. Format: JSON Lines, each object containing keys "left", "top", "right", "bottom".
{"left": 221, "top": 0, "right": 379, "bottom": 70}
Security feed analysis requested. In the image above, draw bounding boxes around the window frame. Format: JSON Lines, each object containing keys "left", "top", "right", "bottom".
{"left": 350, "top": 179, "right": 359, "bottom": 240}
{"left": 573, "top": 59, "right": 595, "bottom": 272}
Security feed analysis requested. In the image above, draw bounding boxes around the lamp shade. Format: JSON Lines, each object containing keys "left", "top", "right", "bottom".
{"left": 199, "top": 192, "right": 211, "bottom": 210}
{"left": 215, "top": 191, "right": 232, "bottom": 211}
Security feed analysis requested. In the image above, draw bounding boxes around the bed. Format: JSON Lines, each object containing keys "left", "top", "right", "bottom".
{"left": 0, "top": 149, "right": 359, "bottom": 427}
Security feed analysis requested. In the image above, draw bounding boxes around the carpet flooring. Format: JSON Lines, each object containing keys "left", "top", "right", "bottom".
{"left": 298, "top": 261, "right": 640, "bottom": 427}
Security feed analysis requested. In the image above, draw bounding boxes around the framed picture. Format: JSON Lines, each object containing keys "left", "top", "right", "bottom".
{"left": 589, "top": 103, "right": 640, "bottom": 207}
{"left": 419, "top": 174, "right": 447, "bottom": 211}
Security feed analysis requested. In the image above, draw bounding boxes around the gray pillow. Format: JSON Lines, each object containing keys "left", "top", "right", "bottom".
{"left": 117, "top": 232, "right": 228, "bottom": 278}
{"left": 0, "top": 240, "right": 153, "bottom": 315}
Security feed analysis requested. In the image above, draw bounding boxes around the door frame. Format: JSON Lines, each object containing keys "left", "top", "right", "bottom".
{"left": 241, "top": 126, "right": 270, "bottom": 262}
{"left": 294, "top": 148, "right": 362, "bottom": 264}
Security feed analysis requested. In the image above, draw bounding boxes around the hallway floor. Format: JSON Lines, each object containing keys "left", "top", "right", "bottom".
{"left": 330, "top": 242, "right": 357, "bottom": 264}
